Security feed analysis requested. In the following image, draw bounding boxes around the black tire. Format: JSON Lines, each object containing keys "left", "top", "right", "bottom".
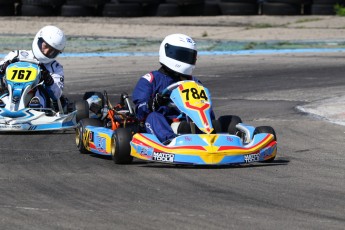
{"left": 21, "top": 0, "right": 65, "bottom": 6}
{"left": 218, "top": 115, "right": 242, "bottom": 134}
{"left": 156, "top": 3, "right": 181, "bottom": 16}
{"left": 266, "top": 0, "right": 311, "bottom": 4}
{"left": 118, "top": 0, "right": 160, "bottom": 3}
{"left": 0, "top": 0, "right": 15, "bottom": 3}
{"left": 20, "top": 4, "right": 56, "bottom": 16}
{"left": 166, "top": 0, "right": 204, "bottom": 5}
{"left": 60, "top": 4, "right": 97, "bottom": 16}
{"left": 313, "top": 0, "right": 345, "bottom": 4}
{"left": 310, "top": 4, "right": 337, "bottom": 15}
{"left": 0, "top": 4, "right": 14, "bottom": 16}
{"left": 262, "top": 2, "right": 301, "bottom": 15}
{"left": 102, "top": 3, "right": 143, "bottom": 17}
{"left": 76, "top": 118, "right": 103, "bottom": 154}
{"left": 180, "top": 3, "right": 205, "bottom": 16}
{"left": 75, "top": 100, "right": 90, "bottom": 122}
{"left": 203, "top": 2, "right": 221, "bottom": 16}
{"left": 142, "top": 3, "right": 159, "bottom": 16}
{"left": 253, "top": 126, "right": 277, "bottom": 162}
{"left": 111, "top": 128, "right": 133, "bottom": 164}
{"left": 66, "top": 0, "right": 107, "bottom": 5}
{"left": 220, "top": 0, "right": 257, "bottom": 3}
{"left": 219, "top": 2, "right": 258, "bottom": 15}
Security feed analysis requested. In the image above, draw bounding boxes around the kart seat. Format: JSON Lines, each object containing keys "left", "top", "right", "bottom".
{"left": 172, "top": 120, "right": 221, "bottom": 135}
{"left": 172, "top": 121, "right": 198, "bottom": 135}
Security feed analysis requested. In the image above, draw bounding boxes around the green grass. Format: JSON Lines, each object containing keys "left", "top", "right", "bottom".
{"left": 295, "top": 18, "right": 322, "bottom": 24}
{"left": 335, "top": 4, "right": 345, "bottom": 16}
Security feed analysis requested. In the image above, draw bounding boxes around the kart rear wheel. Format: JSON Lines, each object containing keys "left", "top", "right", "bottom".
{"left": 76, "top": 118, "right": 103, "bottom": 154}
{"left": 111, "top": 128, "right": 133, "bottom": 164}
{"left": 218, "top": 115, "right": 242, "bottom": 134}
{"left": 75, "top": 100, "right": 90, "bottom": 122}
{"left": 254, "top": 126, "right": 277, "bottom": 162}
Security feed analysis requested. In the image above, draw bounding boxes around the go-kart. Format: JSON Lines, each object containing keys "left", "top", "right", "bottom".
{"left": 0, "top": 58, "right": 88, "bottom": 132}
{"left": 76, "top": 80, "right": 277, "bottom": 166}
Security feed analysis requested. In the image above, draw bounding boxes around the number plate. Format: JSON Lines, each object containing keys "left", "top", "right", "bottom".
{"left": 178, "top": 81, "right": 209, "bottom": 109}
{"left": 6, "top": 66, "right": 38, "bottom": 83}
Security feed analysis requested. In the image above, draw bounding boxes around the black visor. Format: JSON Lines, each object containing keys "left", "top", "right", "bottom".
{"left": 165, "top": 43, "right": 197, "bottom": 65}
{"left": 38, "top": 37, "right": 61, "bottom": 59}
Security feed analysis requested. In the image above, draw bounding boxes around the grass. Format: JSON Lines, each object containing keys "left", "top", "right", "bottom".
{"left": 247, "top": 23, "right": 275, "bottom": 29}
{"left": 335, "top": 4, "right": 345, "bottom": 16}
{"left": 295, "top": 18, "right": 322, "bottom": 24}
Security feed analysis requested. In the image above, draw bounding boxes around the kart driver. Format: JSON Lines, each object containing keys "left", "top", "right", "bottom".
{"left": 0, "top": 25, "right": 66, "bottom": 109}
{"left": 132, "top": 33, "right": 213, "bottom": 143}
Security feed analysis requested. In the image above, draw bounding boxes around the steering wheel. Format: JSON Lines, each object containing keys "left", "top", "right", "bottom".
{"left": 161, "top": 80, "right": 195, "bottom": 96}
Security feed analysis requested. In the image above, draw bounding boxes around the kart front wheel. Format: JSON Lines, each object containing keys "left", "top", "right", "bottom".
{"left": 75, "top": 100, "right": 90, "bottom": 122}
{"left": 76, "top": 118, "right": 102, "bottom": 154}
{"left": 111, "top": 128, "right": 133, "bottom": 164}
{"left": 218, "top": 115, "right": 242, "bottom": 134}
{"left": 254, "top": 126, "right": 277, "bottom": 162}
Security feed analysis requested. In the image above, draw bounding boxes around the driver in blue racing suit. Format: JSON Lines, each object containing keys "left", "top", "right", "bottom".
{"left": 0, "top": 25, "right": 66, "bottom": 109}
{"left": 132, "top": 33, "right": 213, "bottom": 143}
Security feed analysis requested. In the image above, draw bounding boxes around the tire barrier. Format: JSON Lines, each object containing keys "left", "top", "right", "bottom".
{"left": 2, "top": 0, "right": 345, "bottom": 16}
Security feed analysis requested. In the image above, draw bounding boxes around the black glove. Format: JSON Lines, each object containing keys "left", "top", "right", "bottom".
{"left": 0, "top": 61, "right": 11, "bottom": 75}
{"left": 0, "top": 57, "right": 20, "bottom": 75}
{"left": 149, "top": 93, "right": 170, "bottom": 111}
{"left": 40, "top": 66, "right": 54, "bottom": 86}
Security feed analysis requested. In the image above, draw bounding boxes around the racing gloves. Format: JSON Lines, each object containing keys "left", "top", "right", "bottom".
{"left": 149, "top": 93, "right": 170, "bottom": 111}
{"left": 40, "top": 65, "right": 54, "bottom": 86}
{"left": 0, "top": 57, "right": 18, "bottom": 75}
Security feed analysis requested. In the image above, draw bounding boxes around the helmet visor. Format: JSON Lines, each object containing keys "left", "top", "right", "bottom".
{"left": 165, "top": 43, "right": 197, "bottom": 65}
{"left": 38, "top": 37, "right": 61, "bottom": 59}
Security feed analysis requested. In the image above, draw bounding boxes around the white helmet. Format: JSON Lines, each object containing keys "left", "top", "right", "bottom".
{"left": 159, "top": 34, "right": 197, "bottom": 76}
{"left": 32, "top": 25, "right": 66, "bottom": 64}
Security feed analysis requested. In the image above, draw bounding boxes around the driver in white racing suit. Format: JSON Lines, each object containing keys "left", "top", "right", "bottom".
{"left": 0, "top": 25, "right": 66, "bottom": 108}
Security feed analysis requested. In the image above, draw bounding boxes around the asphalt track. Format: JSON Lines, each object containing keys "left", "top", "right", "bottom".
{"left": 0, "top": 53, "right": 344, "bottom": 230}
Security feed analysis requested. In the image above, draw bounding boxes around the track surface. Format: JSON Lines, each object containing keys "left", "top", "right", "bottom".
{"left": 0, "top": 54, "right": 344, "bottom": 230}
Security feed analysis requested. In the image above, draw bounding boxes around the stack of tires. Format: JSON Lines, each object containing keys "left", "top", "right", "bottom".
{"left": 0, "top": 0, "right": 18, "bottom": 16}
{"left": 261, "top": 0, "right": 312, "bottom": 15}
{"left": 309, "top": 0, "right": 345, "bottom": 15}
{"left": 20, "top": 0, "right": 65, "bottom": 16}
{"left": 3, "top": 0, "right": 345, "bottom": 17}
{"left": 19, "top": 0, "right": 109, "bottom": 16}
{"left": 218, "top": 0, "right": 259, "bottom": 15}
{"left": 102, "top": 0, "right": 214, "bottom": 17}
{"left": 60, "top": 0, "right": 108, "bottom": 16}
{"left": 261, "top": 0, "right": 345, "bottom": 15}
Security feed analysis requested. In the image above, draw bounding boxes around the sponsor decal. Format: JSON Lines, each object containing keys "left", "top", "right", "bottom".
{"left": 20, "top": 51, "right": 29, "bottom": 57}
{"left": 244, "top": 153, "right": 260, "bottom": 163}
{"left": 139, "top": 146, "right": 153, "bottom": 158}
{"left": 153, "top": 152, "right": 174, "bottom": 163}
{"left": 142, "top": 73, "right": 153, "bottom": 83}
{"left": 96, "top": 136, "right": 106, "bottom": 151}
{"left": 0, "top": 125, "right": 22, "bottom": 129}
{"left": 261, "top": 146, "right": 275, "bottom": 159}
{"left": 88, "top": 131, "right": 94, "bottom": 143}
{"left": 226, "top": 136, "right": 234, "bottom": 142}
{"left": 184, "top": 136, "right": 192, "bottom": 142}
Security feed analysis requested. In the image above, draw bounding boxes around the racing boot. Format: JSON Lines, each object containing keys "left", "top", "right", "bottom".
{"left": 29, "top": 96, "right": 42, "bottom": 109}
